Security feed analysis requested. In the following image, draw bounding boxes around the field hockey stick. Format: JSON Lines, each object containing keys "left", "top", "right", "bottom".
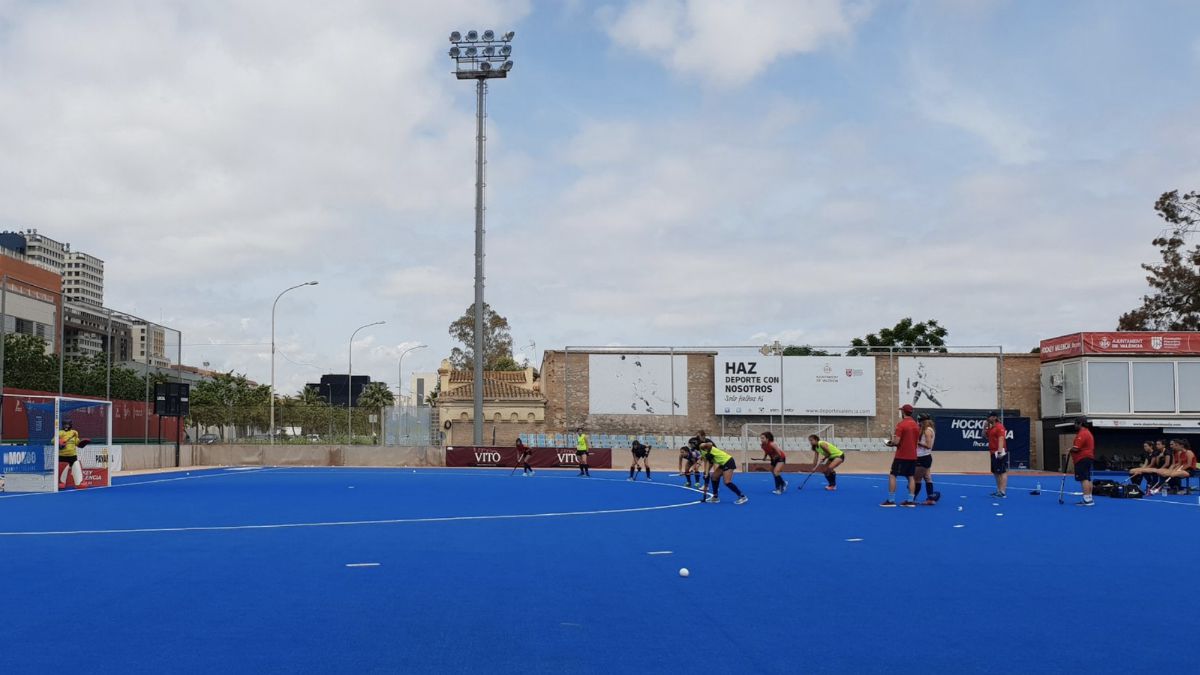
{"left": 797, "top": 459, "right": 825, "bottom": 491}
{"left": 1058, "top": 454, "right": 1070, "bottom": 505}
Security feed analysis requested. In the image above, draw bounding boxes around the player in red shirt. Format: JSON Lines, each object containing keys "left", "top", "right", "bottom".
{"left": 758, "top": 431, "right": 788, "bottom": 494}
{"left": 985, "top": 412, "right": 1008, "bottom": 498}
{"left": 882, "top": 404, "right": 921, "bottom": 507}
{"left": 1067, "top": 417, "right": 1095, "bottom": 506}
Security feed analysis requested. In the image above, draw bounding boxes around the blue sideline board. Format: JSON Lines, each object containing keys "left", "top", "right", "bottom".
{"left": 933, "top": 415, "right": 1031, "bottom": 469}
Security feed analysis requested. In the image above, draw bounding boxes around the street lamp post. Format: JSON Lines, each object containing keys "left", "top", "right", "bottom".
{"left": 449, "top": 28, "right": 514, "bottom": 446}
{"left": 397, "top": 343, "right": 427, "bottom": 442}
{"left": 348, "top": 321, "right": 385, "bottom": 444}
{"left": 270, "top": 281, "right": 318, "bottom": 445}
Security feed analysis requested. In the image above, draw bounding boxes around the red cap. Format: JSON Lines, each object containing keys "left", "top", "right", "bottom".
{"left": 900, "top": 404, "right": 914, "bottom": 414}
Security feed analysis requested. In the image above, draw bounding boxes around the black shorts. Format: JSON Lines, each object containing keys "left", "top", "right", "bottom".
{"left": 1074, "top": 458, "right": 1093, "bottom": 483}
{"left": 717, "top": 458, "right": 736, "bottom": 472}
{"left": 916, "top": 455, "right": 933, "bottom": 469}
{"left": 576, "top": 450, "right": 588, "bottom": 456}
{"left": 890, "top": 459, "right": 916, "bottom": 477}
{"left": 990, "top": 455, "right": 1009, "bottom": 475}
{"left": 769, "top": 456, "right": 784, "bottom": 467}
{"left": 59, "top": 455, "right": 78, "bottom": 466}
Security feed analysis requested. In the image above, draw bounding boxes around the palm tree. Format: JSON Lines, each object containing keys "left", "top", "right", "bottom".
{"left": 357, "top": 382, "right": 395, "bottom": 444}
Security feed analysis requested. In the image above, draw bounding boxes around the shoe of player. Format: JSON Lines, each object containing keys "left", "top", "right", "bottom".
{"left": 880, "top": 500, "right": 896, "bottom": 507}
{"left": 998, "top": 492, "right": 1007, "bottom": 498}
{"left": 709, "top": 497, "right": 720, "bottom": 504}
{"left": 989, "top": 491, "right": 1001, "bottom": 498}
{"left": 900, "top": 500, "right": 917, "bottom": 508}
{"left": 771, "top": 489, "right": 781, "bottom": 495}
{"left": 923, "top": 499, "right": 936, "bottom": 506}
{"left": 1075, "top": 499, "right": 1094, "bottom": 507}
{"left": 824, "top": 485, "right": 837, "bottom": 491}
{"left": 735, "top": 496, "right": 749, "bottom": 505}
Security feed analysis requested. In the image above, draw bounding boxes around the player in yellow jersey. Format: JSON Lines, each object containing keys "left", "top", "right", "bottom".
{"left": 808, "top": 435, "right": 845, "bottom": 491}
{"left": 58, "top": 421, "right": 84, "bottom": 490}
{"left": 575, "top": 429, "right": 591, "bottom": 477}
{"left": 699, "top": 442, "right": 747, "bottom": 505}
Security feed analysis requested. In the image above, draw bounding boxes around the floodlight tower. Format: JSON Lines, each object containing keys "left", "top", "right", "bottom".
{"left": 448, "top": 29, "right": 514, "bottom": 446}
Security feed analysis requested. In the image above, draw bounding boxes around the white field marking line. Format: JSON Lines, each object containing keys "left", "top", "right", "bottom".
{"left": 846, "top": 474, "right": 1200, "bottom": 508}
{"left": 0, "top": 500, "right": 700, "bottom": 537}
{"left": 345, "top": 563, "right": 380, "bottom": 568}
{"left": 265, "top": 468, "right": 705, "bottom": 496}
{"left": 0, "top": 467, "right": 270, "bottom": 500}
{"left": 647, "top": 551, "right": 673, "bottom": 556}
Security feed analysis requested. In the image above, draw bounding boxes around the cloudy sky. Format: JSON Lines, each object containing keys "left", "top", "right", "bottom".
{"left": 0, "top": 0, "right": 1197, "bottom": 397}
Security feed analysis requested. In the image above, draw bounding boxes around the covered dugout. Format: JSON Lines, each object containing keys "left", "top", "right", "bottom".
{"left": 1039, "top": 332, "right": 1200, "bottom": 471}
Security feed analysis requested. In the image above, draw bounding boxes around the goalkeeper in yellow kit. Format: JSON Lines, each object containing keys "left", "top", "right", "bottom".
{"left": 58, "top": 420, "right": 85, "bottom": 490}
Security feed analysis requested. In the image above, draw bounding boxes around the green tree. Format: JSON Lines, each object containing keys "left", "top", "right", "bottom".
{"left": 3, "top": 333, "right": 58, "bottom": 391}
{"left": 847, "top": 318, "right": 949, "bottom": 356}
{"left": 188, "top": 372, "right": 270, "bottom": 441}
{"left": 447, "top": 302, "right": 516, "bottom": 370}
{"left": 1118, "top": 189, "right": 1200, "bottom": 331}
{"left": 782, "top": 345, "right": 832, "bottom": 356}
{"left": 357, "top": 381, "right": 395, "bottom": 409}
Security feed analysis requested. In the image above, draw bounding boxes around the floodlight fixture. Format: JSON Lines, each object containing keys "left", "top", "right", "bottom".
{"left": 500, "top": 45, "right": 511, "bottom": 56}
{"left": 500, "top": 60, "right": 513, "bottom": 72}
{"left": 450, "top": 31, "right": 462, "bottom": 42}
{"left": 466, "top": 46, "right": 477, "bottom": 56}
{"left": 479, "top": 60, "right": 491, "bottom": 71}
{"left": 483, "top": 45, "right": 495, "bottom": 56}
{"left": 449, "top": 46, "right": 460, "bottom": 57}
{"left": 503, "top": 31, "right": 515, "bottom": 41}
{"left": 482, "top": 29, "right": 495, "bottom": 40}
{"left": 466, "top": 30, "right": 478, "bottom": 41}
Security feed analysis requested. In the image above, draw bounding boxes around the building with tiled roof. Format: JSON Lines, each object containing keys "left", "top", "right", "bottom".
{"left": 435, "top": 360, "right": 546, "bottom": 446}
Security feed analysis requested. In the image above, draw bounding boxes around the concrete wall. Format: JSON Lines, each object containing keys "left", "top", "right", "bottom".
{"left": 191, "top": 445, "right": 445, "bottom": 468}
{"left": 115, "top": 444, "right": 1032, "bottom": 477}
{"left": 120, "top": 444, "right": 198, "bottom": 471}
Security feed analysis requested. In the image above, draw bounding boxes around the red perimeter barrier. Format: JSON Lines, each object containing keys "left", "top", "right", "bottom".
{"left": 446, "top": 447, "right": 613, "bottom": 469}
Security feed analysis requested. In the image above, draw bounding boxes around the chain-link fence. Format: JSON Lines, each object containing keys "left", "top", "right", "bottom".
{"left": 186, "top": 404, "right": 434, "bottom": 446}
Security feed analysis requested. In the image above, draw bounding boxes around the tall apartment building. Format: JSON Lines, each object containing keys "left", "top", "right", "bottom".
{"left": 0, "top": 229, "right": 104, "bottom": 306}
{"left": 0, "top": 251, "right": 62, "bottom": 354}
{"left": 132, "top": 322, "right": 171, "bottom": 368}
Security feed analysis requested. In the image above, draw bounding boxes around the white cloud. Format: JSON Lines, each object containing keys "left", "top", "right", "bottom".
{"left": 603, "top": 0, "right": 871, "bottom": 86}
{"left": 908, "top": 56, "right": 1044, "bottom": 164}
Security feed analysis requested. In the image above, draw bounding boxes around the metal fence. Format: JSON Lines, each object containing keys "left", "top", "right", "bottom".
{"left": 185, "top": 404, "right": 435, "bottom": 446}
{"left": 561, "top": 343, "right": 1010, "bottom": 449}
{"left": 383, "top": 405, "right": 434, "bottom": 446}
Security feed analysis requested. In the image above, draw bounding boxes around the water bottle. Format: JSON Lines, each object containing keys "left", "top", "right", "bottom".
{"left": 1036, "top": 481, "right": 1042, "bottom": 493}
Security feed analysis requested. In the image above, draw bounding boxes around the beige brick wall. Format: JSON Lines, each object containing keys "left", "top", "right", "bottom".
{"left": 540, "top": 350, "right": 1042, "bottom": 459}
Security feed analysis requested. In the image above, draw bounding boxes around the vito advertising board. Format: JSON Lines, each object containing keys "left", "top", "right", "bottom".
{"left": 714, "top": 349, "right": 876, "bottom": 416}
{"left": 446, "top": 447, "right": 614, "bottom": 468}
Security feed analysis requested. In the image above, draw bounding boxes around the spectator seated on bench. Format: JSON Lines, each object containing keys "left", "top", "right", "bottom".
{"left": 1128, "top": 441, "right": 1161, "bottom": 489}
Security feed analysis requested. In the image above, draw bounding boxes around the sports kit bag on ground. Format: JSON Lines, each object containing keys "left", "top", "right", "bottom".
{"left": 1111, "top": 482, "right": 1143, "bottom": 499}
{"left": 1093, "top": 479, "right": 1119, "bottom": 497}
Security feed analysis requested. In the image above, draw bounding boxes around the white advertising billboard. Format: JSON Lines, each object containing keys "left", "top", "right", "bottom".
{"left": 714, "top": 349, "right": 876, "bottom": 416}
{"left": 588, "top": 354, "right": 688, "bottom": 416}
{"left": 898, "top": 356, "right": 997, "bottom": 410}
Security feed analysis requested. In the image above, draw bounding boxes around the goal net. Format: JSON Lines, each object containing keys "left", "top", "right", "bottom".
{"left": 735, "top": 422, "right": 835, "bottom": 469}
{"left": 1, "top": 395, "right": 114, "bottom": 493}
